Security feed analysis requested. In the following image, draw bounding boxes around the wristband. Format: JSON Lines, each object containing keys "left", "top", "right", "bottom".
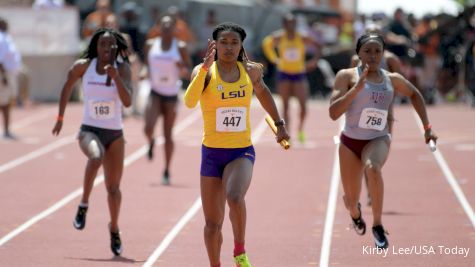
{"left": 56, "top": 115, "right": 64, "bottom": 122}
{"left": 201, "top": 64, "right": 209, "bottom": 72}
{"left": 424, "top": 124, "right": 431, "bottom": 131}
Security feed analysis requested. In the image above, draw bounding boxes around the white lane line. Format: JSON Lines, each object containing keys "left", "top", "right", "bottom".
{"left": 0, "top": 109, "right": 202, "bottom": 247}
{"left": 142, "top": 115, "right": 268, "bottom": 267}
{"left": 319, "top": 119, "right": 343, "bottom": 267}
{"left": 251, "top": 116, "right": 269, "bottom": 144}
{"left": 11, "top": 109, "right": 56, "bottom": 130}
{"left": 0, "top": 135, "right": 76, "bottom": 174}
{"left": 142, "top": 198, "right": 202, "bottom": 267}
{"left": 413, "top": 111, "right": 475, "bottom": 228}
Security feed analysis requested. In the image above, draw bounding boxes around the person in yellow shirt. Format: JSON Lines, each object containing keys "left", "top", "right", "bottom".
{"left": 184, "top": 22, "right": 289, "bottom": 267}
{"left": 262, "top": 13, "right": 320, "bottom": 143}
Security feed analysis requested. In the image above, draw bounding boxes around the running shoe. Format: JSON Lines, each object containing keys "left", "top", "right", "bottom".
{"left": 147, "top": 138, "right": 155, "bottom": 161}
{"left": 73, "top": 206, "right": 88, "bottom": 230}
{"left": 109, "top": 227, "right": 123, "bottom": 256}
{"left": 234, "top": 253, "right": 251, "bottom": 267}
{"left": 351, "top": 203, "right": 366, "bottom": 235}
{"left": 372, "top": 225, "right": 389, "bottom": 249}
{"left": 3, "top": 131, "right": 17, "bottom": 140}
{"left": 162, "top": 169, "right": 170, "bottom": 185}
{"left": 297, "top": 130, "right": 306, "bottom": 143}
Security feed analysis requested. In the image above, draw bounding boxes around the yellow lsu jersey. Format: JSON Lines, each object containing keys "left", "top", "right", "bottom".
{"left": 277, "top": 33, "right": 306, "bottom": 74}
{"left": 200, "top": 61, "right": 253, "bottom": 148}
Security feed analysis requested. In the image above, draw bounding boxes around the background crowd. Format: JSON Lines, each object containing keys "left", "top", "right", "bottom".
{"left": 1, "top": 0, "right": 475, "bottom": 135}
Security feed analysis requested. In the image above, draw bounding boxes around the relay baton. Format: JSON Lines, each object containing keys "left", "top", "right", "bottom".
{"left": 106, "top": 45, "right": 118, "bottom": 86}
{"left": 428, "top": 139, "right": 436, "bottom": 152}
{"left": 265, "top": 115, "right": 290, "bottom": 150}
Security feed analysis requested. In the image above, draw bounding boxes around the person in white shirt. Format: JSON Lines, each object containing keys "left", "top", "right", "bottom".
{"left": 0, "top": 18, "right": 21, "bottom": 139}
{"left": 33, "top": 0, "right": 65, "bottom": 9}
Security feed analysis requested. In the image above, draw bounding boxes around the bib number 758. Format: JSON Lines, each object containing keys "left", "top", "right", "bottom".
{"left": 358, "top": 108, "right": 387, "bottom": 131}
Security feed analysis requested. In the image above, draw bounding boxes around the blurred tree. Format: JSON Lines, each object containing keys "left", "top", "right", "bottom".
{"left": 454, "top": 0, "right": 475, "bottom": 6}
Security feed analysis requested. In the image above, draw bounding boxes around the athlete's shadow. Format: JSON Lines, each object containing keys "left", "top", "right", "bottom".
{"left": 382, "top": 210, "right": 414, "bottom": 216}
{"left": 66, "top": 256, "right": 145, "bottom": 263}
{"left": 149, "top": 182, "right": 190, "bottom": 188}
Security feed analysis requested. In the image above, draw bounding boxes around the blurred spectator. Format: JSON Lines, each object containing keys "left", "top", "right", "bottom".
{"left": 0, "top": 17, "right": 21, "bottom": 139}
{"left": 353, "top": 14, "right": 367, "bottom": 40}
{"left": 415, "top": 15, "right": 440, "bottom": 104}
{"left": 119, "top": 1, "right": 145, "bottom": 59}
{"left": 33, "top": 0, "right": 65, "bottom": 9}
{"left": 385, "top": 8, "right": 413, "bottom": 59}
{"left": 104, "top": 13, "right": 143, "bottom": 116}
{"left": 146, "top": 6, "right": 195, "bottom": 45}
{"left": 339, "top": 21, "right": 354, "bottom": 49}
{"left": 385, "top": 8, "right": 417, "bottom": 103}
{"left": 81, "top": 0, "right": 116, "bottom": 39}
{"left": 465, "top": 41, "right": 475, "bottom": 106}
{"left": 197, "top": 9, "right": 217, "bottom": 58}
{"left": 147, "top": 5, "right": 162, "bottom": 30}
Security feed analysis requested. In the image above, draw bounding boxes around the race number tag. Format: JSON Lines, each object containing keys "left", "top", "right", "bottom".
{"left": 358, "top": 108, "right": 387, "bottom": 131}
{"left": 153, "top": 74, "right": 175, "bottom": 87}
{"left": 89, "top": 100, "right": 115, "bottom": 120}
{"left": 216, "top": 107, "right": 246, "bottom": 132}
{"left": 283, "top": 48, "right": 299, "bottom": 61}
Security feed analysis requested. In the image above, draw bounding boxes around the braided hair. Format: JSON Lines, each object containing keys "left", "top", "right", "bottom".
{"left": 81, "top": 28, "right": 129, "bottom": 63}
{"left": 212, "top": 22, "right": 262, "bottom": 69}
{"left": 212, "top": 22, "right": 247, "bottom": 62}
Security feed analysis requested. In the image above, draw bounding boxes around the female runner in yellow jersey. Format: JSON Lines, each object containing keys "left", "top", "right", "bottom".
{"left": 262, "top": 13, "right": 320, "bottom": 143}
{"left": 184, "top": 22, "right": 289, "bottom": 267}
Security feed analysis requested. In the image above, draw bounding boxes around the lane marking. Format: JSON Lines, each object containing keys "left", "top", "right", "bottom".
{"left": 142, "top": 198, "right": 202, "bottom": 267}
{"left": 11, "top": 108, "right": 56, "bottom": 130}
{"left": 413, "top": 111, "right": 475, "bottom": 227}
{"left": 319, "top": 119, "right": 343, "bottom": 267}
{"left": 0, "top": 135, "right": 76, "bottom": 174}
{"left": 0, "top": 110, "right": 202, "bottom": 247}
{"left": 142, "top": 115, "right": 268, "bottom": 267}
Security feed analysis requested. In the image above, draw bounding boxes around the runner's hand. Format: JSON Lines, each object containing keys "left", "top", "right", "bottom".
{"left": 52, "top": 121, "right": 63, "bottom": 136}
{"left": 424, "top": 128, "right": 437, "bottom": 144}
{"left": 104, "top": 64, "right": 119, "bottom": 81}
{"left": 202, "top": 39, "right": 216, "bottom": 70}
{"left": 354, "top": 64, "right": 368, "bottom": 91}
{"left": 276, "top": 125, "right": 290, "bottom": 144}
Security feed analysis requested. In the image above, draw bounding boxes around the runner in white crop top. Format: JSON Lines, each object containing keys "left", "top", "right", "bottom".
{"left": 142, "top": 15, "right": 191, "bottom": 185}
{"left": 81, "top": 58, "right": 123, "bottom": 130}
{"left": 52, "top": 28, "right": 132, "bottom": 256}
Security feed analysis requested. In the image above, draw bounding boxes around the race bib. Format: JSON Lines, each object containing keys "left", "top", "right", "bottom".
{"left": 216, "top": 107, "right": 246, "bottom": 132}
{"left": 152, "top": 74, "right": 175, "bottom": 87}
{"left": 89, "top": 100, "right": 115, "bottom": 120}
{"left": 283, "top": 48, "right": 300, "bottom": 61}
{"left": 358, "top": 108, "right": 387, "bottom": 131}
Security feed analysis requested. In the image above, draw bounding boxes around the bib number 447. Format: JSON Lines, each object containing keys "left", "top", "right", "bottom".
{"left": 216, "top": 107, "right": 246, "bottom": 132}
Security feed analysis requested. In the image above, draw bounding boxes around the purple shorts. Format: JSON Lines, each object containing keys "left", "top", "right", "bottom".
{"left": 340, "top": 133, "right": 371, "bottom": 160}
{"left": 277, "top": 71, "right": 307, "bottom": 82}
{"left": 80, "top": 124, "right": 123, "bottom": 149}
{"left": 200, "top": 145, "right": 256, "bottom": 178}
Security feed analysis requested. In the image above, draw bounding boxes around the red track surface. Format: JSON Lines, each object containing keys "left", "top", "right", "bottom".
{"left": 0, "top": 99, "right": 473, "bottom": 266}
